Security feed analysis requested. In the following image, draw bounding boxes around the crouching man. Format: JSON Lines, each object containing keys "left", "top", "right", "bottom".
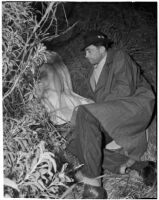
{"left": 67, "top": 31, "right": 156, "bottom": 199}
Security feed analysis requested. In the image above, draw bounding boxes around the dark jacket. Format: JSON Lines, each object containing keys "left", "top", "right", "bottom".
{"left": 84, "top": 48, "right": 155, "bottom": 161}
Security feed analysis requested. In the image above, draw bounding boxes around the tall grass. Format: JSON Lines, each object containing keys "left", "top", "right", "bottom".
{"left": 3, "top": 2, "right": 75, "bottom": 198}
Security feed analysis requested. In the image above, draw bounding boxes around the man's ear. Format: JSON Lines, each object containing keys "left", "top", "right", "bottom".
{"left": 99, "top": 46, "right": 106, "bottom": 54}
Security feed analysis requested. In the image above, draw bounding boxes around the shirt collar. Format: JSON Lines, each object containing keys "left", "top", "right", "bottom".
{"left": 94, "top": 53, "right": 107, "bottom": 70}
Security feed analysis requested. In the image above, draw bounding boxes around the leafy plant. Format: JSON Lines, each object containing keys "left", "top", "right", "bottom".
{"left": 4, "top": 140, "right": 73, "bottom": 198}
{"left": 3, "top": 2, "right": 77, "bottom": 198}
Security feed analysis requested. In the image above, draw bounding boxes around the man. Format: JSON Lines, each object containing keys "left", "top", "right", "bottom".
{"left": 67, "top": 31, "right": 156, "bottom": 199}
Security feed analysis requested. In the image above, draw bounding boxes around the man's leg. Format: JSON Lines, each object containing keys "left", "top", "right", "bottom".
{"left": 103, "top": 149, "right": 128, "bottom": 174}
{"left": 66, "top": 105, "right": 110, "bottom": 198}
{"left": 67, "top": 105, "right": 156, "bottom": 188}
{"left": 67, "top": 105, "right": 105, "bottom": 178}
{"left": 67, "top": 105, "right": 131, "bottom": 177}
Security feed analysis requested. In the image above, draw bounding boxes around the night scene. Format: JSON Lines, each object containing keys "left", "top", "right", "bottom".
{"left": 3, "top": 1, "right": 157, "bottom": 199}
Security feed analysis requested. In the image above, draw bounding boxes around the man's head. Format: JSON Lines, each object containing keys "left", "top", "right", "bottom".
{"left": 85, "top": 45, "right": 106, "bottom": 65}
{"left": 82, "top": 31, "right": 113, "bottom": 65}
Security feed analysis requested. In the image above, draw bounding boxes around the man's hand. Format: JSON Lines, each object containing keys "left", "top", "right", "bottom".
{"left": 105, "top": 140, "right": 121, "bottom": 150}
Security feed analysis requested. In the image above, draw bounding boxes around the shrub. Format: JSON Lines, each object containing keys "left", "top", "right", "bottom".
{"left": 3, "top": 2, "right": 75, "bottom": 198}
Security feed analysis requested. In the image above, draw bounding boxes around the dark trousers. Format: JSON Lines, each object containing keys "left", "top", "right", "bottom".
{"left": 67, "top": 105, "right": 149, "bottom": 178}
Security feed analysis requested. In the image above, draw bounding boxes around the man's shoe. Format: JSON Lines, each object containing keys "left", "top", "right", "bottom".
{"left": 83, "top": 184, "right": 108, "bottom": 199}
{"left": 140, "top": 161, "right": 157, "bottom": 187}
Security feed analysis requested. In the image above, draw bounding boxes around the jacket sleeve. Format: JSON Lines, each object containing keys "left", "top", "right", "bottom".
{"left": 105, "top": 50, "right": 136, "bottom": 101}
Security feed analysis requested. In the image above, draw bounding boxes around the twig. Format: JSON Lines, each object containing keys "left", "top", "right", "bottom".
{"left": 42, "top": 3, "right": 59, "bottom": 35}
{"left": 60, "top": 183, "right": 76, "bottom": 199}
{"left": 3, "top": 2, "right": 56, "bottom": 101}
{"left": 62, "top": 3, "right": 69, "bottom": 27}
{"left": 43, "top": 21, "right": 79, "bottom": 42}
{"left": 3, "top": 65, "right": 28, "bottom": 101}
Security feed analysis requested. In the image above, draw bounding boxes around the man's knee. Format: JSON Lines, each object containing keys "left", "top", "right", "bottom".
{"left": 76, "top": 105, "right": 89, "bottom": 121}
{"left": 77, "top": 105, "right": 86, "bottom": 116}
{"left": 76, "top": 105, "right": 98, "bottom": 124}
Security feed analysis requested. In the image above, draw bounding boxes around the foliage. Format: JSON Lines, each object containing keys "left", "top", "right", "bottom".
{"left": 3, "top": 96, "right": 75, "bottom": 198}
{"left": 2, "top": 2, "right": 58, "bottom": 102}
{"left": 4, "top": 126, "right": 71, "bottom": 198}
{"left": 3, "top": 2, "right": 157, "bottom": 199}
{"left": 3, "top": 1, "right": 76, "bottom": 198}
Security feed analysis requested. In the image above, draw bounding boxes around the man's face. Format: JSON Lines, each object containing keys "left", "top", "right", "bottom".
{"left": 85, "top": 45, "right": 104, "bottom": 65}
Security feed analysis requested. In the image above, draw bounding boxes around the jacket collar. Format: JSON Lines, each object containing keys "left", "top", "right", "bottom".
{"left": 105, "top": 48, "right": 115, "bottom": 65}
{"left": 89, "top": 48, "right": 115, "bottom": 93}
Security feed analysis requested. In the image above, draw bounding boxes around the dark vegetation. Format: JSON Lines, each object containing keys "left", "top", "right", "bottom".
{"left": 3, "top": 2, "right": 157, "bottom": 198}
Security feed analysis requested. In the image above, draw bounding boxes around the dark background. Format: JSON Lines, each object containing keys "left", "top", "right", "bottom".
{"left": 32, "top": 2, "right": 157, "bottom": 96}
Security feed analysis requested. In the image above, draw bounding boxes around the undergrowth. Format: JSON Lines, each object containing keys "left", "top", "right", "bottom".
{"left": 4, "top": 98, "right": 74, "bottom": 198}
{"left": 3, "top": 2, "right": 76, "bottom": 198}
{"left": 3, "top": 2, "right": 157, "bottom": 199}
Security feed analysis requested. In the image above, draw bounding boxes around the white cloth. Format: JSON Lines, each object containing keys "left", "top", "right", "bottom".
{"left": 93, "top": 54, "right": 107, "bottom": 84}
{"left": 90, "top": 54, "right": 107, "bottom": 91}
{"left": 36, "top": 61, "right": 95, "bottom": 125}
{"left": 38, "top": 87, "right": 94, "bottom": 125}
